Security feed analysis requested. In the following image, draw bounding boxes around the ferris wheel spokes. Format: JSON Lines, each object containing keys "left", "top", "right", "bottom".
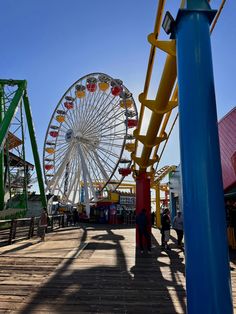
{"left": 81, "top": 92, "right": 117, "bottom": 135}
{"left": 65, "top": 155, "right": 79, "bottom": 201}
{"left": 71, "top": 169, "right": 81, "bottom": 204}
{"left": 47, "top": 143, "right": 74, "bottom": 191}
{"left": 80, "top": 88, "right": 104, "bottom": 124}
{"left": 43, "top": 73, "right": 138, "bottom": 211}
{"left": 93, "top": 150, "right": 116, "bottom": 191}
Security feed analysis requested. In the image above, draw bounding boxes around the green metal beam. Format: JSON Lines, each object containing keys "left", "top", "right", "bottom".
{"left": 0, "top": 79, "right": 26, "bottom": 86}
{"left": 0, "top": 86, "right": 5, "bottom": 210}
{"left": 0, "top": 81, "right": 26, "bottom": 152}
{"left": 20, "top": 102, "right": 28, "bottom": 211}
{"left": 23, "top": 92, "right": 47, "bottom": 208}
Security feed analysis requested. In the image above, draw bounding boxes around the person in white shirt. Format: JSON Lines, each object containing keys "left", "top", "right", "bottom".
{"left": 173, "top": 211, "right": 184, "bottom": 247}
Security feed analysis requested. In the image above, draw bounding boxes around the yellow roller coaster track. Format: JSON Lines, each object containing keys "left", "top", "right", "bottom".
{"left": 131, "top": 0, "right": 226, "bottom": 177}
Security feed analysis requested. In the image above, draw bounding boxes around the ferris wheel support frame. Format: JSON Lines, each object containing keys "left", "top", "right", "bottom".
{"left": 0, "top": 79, "right": 47, "bottom": 210}
{"left": 77, "top": 143, "right": 97, "bottom": 216}
{"left": 72, "top": 174, "right": 80, "bottom": 205}
{"left": 80, "top": 156, "right": 90, "bottom": 217}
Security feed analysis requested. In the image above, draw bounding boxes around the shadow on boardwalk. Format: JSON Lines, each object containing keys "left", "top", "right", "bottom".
{"left": 18, "top": 224, "right": 186, "bottom": 314}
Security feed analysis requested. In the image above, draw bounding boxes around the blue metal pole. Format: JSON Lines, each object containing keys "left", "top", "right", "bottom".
{"left": 175, "top": 1, "right": 233, "bottom": 313}
{"left": 170, "top": 192, "right": 176, "bottom": 223}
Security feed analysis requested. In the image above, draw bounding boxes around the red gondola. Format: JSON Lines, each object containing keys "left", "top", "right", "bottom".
{"left": 111, "top": 85, "right": 122, "bottom": 96}
{"left": 118, "top": 168, "right": 132, "bottom": 176}
{"left": 127, "top": 119, "right": 138, "bottom": 128}
{"left": 49, "top": 131, "right": 59, "bottom": 137}
{"left": 45, "top": 164, "right": 54, "bottom": 171}
{"left": 87, "top": 83, "right": 97, "bottom": 92}
{"left": 64, "top": 102, "right": 74, "bottom": 109}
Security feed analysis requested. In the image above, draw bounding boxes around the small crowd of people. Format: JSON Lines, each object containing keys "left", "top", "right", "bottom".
{"left": 38, "top": 200, "right": 236, "bottom": 252}
{"left": 38, "top": 206, "right": 184, "bottom": 250}
{"left": 37, "top": 207, "right": 84, "bottom": 242}
{"left": 161, "top": 208, "right": 184, "bottom": 250}
{"left": 136, "top": 207, "right": 184, "bottom": 254}
{"left": 63, "top": 208, "right": 82, "bottom": 226}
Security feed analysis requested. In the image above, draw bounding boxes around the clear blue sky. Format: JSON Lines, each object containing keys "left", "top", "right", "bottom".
{"left": 1, "top": 0, "right": 235, "bottom": 177}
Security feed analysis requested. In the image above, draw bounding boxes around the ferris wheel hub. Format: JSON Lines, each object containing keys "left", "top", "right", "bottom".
{"left": 65, "top": 129, "right": 74, "bottom": 142}
{"left": 76, "top": 135, "right": 91, "bottom": 145}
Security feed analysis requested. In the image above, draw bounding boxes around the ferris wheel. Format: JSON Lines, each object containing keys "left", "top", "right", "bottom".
{"left": 43, "top": 72, "right": 138, "bottom": 215}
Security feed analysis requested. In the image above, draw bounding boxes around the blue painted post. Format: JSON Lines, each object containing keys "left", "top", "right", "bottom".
{"left": 175, "top": 1, "right": 233, "bottom": 313}
{"left": 170, "top": 192, "right": 176, "bottom": 223}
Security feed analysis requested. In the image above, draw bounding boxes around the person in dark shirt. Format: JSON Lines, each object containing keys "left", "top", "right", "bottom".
{"left": 151, "top": 211, "right": 155, "bottom": 226}
{"left": 161, "top": 208, "right": 171, "bottom": 250}
{"left": 173, "top": 211, "right": 184, "bottom": 247}
{"left": 136, "top": 208, "right": 151, "bottom": 253}
{"left": 38, "top": 208, "right": 48, "bottom": 241}
{"left": 73, "top": 208, "right": 79, "bottom": 226}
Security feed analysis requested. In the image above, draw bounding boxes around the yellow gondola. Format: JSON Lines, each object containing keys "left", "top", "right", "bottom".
{"left": 119, "top": 99, "right": 133, "bottom": 109}
{"left": 56, "top": 115, "right": 65, "bottom": 123}
{"left": 99, "top": 82, "right": 109, "bottom": 91}
{"left": 125, "top": 143, "right": 135, "bottom": 152}
{"left": 45, "top": 147, "right": 55, "bottom": 154}
{"left": 76, "top": 90, "right": 86, "bottom": 98}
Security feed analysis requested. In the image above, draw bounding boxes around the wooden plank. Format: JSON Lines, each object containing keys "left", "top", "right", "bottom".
{"left": 0, "top": 226, "right": 234, "bottom": 313}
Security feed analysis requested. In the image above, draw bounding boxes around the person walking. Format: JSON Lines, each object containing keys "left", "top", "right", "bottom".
{"left": 151, "top": 211, "right": 156, "bottom": 226}
{"left": 173, "top": 210, "right": 184, "bottom": 248}
{"left": 161, "top": 208, "right": 171, "bottom": 250}
{"left": 136, "top": 208, "right": 151, "bottom": 253}
{"left": 73, "top": 208, "right": 79, "bottom": 226}
{"left": 38, "top": 208, "right": 48, "bottom": 241}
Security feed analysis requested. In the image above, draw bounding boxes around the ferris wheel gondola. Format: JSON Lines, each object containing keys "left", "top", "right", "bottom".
{"left": 43, "top": 73, "right": 138, "bottom": 216}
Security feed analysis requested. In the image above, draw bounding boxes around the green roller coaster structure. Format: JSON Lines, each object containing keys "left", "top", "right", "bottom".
{"left": 0, "top": 79, "right": 46, "bottom": 211}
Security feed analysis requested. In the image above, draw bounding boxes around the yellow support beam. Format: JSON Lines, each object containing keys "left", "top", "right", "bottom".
{"left": 132, "top": 0, "right": 223, "bottom": 176}
{"left": 147, "top": 35, "right": 176, "bottom": 56}
{"left": 155, "top": 184, "right": 161, "bottom": 228}
{"left": 153, "top": 86, "right": 178, "bottom": 158}
{"left": 134, "top": 0, "right": 166, "bottom": 155}
{"left": 133, "top": 129, "right": 167, "bottom": 148}
{"left": 139, "top": 92, "right": 178, "bottom": 114}
{"left": 131, "top": 154, "right": 158, "bottom": 169}
{"left": 131, "top": 1, "right": 185, "bottom": 175}
{"left": 133, "top": 53, "right": 177, "bottom": 170}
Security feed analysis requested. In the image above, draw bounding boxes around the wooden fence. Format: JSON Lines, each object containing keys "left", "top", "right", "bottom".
{"left": 0, "top": 215, "right": 64, "bottom": 247}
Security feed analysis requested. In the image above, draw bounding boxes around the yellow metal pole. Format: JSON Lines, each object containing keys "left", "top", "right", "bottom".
{"left": 153, "top": 85, "right": 178, "bottom": 156}
{"left": 138, "top": 54, "right": 177, "bottom": 168}
{"left": 155, "top": 184, "right": 161, "bottom": 228}
{"left": 210, "top": 0, "right": 226, "bottom": 33}
{"left": 134, "top": 0, "right": 166, "bottom": 154}
{"left": 155, "top": 113, "right": 179, "bottom": 168}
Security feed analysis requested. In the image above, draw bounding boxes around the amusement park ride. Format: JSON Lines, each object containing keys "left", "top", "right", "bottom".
{"left": 0, "top": 0, "right": 233, "bottom": 312}
{"left": 43, "top": 73, "right": 138, "bottom": 216}
{"left": 0, "top": 80, "right": 47, "bottom": 212}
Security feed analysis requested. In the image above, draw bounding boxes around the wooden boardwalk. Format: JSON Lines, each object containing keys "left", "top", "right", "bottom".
{"left": 0, "top": 224, "right": 235, "bottom": 313}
